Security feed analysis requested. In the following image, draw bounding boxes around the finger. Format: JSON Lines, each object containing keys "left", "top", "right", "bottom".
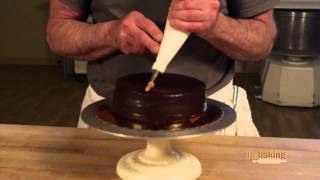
{"left": 170, "top": 19, "right": 209, "bottom": 32}
{"left": 125, "top": 42, "right": 145, "bottom": 55}
{"left": 170, "top": 9, "right": 208, "bottom": 22}
{"left": 123, "top": 32, "right": 144, "bottom": 54}
{"left": 138, "top": 31, "right": 160, "bottom": 54}
{"left": 129, "top": 25, "right": 160, "bottom": 54}
{"left": 122, "top": 42, "right": 132, "bottom": 54}
{"left": 171, "top": 0, "right": 204, "bottom": 11}
{"left": 136, "top": 15, "right": 163, "bottom": 42}
{"left": 170, "top": 0, "right": 184, "bottom": 10}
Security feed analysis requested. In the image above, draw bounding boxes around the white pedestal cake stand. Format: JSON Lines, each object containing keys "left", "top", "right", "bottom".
{"left": 82, "top": 99, "right": 236, "bottom": 180}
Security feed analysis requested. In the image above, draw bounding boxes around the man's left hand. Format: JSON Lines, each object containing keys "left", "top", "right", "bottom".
{"left": 168, "top": 0, "right": 220, "bottom": 38}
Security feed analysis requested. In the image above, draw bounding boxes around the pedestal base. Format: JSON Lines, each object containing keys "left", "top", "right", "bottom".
{"left": 116, "top": 139, "right": 201, "bottom": 180}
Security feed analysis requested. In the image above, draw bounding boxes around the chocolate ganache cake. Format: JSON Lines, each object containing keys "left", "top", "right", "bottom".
{"left": 111, "top": 73, "right": 207, "bottom": 130}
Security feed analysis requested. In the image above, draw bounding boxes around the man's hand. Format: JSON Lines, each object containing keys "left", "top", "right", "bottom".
{"left": 48, "top": 0, "right": 163, "bottom": 60}
{"left": 168, "top": 0, "right": 220, "bottom": 38}
{"left": 169, "top": 0, "right": 277, "bottom": 62}
{"left": 112, "top": 11, "right": 163, "bottom": 55}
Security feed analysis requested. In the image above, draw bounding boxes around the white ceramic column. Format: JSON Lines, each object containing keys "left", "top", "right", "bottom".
{"left": 117, "top": 139, "right": 202, "bottom": 180}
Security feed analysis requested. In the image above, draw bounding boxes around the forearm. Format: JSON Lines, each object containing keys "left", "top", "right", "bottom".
{"left": 205, "top": 12, "right": 276, "bottom": 62}
{"left": 47, "top": 19, "right": 118, "bottom": 61}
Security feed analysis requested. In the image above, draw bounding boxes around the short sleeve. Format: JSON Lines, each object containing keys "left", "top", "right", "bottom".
{"left": 227, "top": 0, "right": 280, "bottom": 18}
{"left": 59, "top": 0, "right": 91, "bottom": 11}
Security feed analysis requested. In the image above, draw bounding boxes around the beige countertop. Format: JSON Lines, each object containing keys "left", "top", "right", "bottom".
{"left": 0, "top": 124, "right": 319, "bottom": 179}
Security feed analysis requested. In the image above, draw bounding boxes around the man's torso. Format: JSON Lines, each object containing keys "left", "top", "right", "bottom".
{"left": 87, "top": 0, "right": 233, "bottom": 98}
{"left": 59, "top": 0, "right": 279, "bottom": 97}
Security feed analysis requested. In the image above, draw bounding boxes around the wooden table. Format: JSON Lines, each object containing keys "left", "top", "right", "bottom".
{"left": 0, "top": 124, "right": 319, "bottom": 180}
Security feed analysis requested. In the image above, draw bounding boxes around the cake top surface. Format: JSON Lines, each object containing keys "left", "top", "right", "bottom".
{"left": 115, "top": 73, "right": 206, "bottom": 95}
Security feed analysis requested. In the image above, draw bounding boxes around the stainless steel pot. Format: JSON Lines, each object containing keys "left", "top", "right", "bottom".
{"left": 273, "top": 10, "right": 320, "bottom": 57}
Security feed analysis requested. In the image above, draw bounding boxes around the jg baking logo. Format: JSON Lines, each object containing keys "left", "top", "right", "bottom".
{"left": 247, "top": 150, "right": 287, "bottom": 164}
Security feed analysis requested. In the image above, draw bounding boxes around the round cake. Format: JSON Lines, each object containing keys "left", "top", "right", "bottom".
{"left": 111, "top": 73, "right": 207, "bottom": 130}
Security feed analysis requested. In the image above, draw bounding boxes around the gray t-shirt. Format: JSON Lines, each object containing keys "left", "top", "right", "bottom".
{"left": 60, "top": 0, "right": 279, "bottom": 98}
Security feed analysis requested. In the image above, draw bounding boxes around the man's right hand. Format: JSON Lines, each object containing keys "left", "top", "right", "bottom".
{"left": 48, "top": 0, "right": 163, "bottom": 60}
{"left": 111, "top": 11, "right": 163, "bottom": 55}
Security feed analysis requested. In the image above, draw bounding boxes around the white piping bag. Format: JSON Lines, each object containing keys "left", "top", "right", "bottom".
{"left": 145, "top": 19, "right": 190, "bottom": 92}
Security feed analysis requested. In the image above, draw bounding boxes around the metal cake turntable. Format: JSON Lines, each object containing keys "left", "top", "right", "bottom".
{"left": 82, "top": 99, "right": 236, "bottom": 180}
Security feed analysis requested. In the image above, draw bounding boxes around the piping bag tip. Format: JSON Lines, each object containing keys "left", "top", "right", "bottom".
{"left": 145, "top": 81, "right": 155, "bottom": 92}
{"left": 145, "top": 70, "right": 160, "bottom": 93}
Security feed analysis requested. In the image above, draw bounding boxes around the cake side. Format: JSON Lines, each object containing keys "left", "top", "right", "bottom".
{"left": 111, "top": 73, "right": 206, "bottom": 129}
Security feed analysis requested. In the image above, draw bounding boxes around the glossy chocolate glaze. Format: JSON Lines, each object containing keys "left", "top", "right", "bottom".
{"left": 110, "top": 73, "right": 207, "bottom": 130}
{"left": 96, "top": 101, "right": 223, "bottom": 131}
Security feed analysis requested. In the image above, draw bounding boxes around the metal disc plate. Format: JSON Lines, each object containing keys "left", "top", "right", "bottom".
{"left": 81, "top": 99, "right": 236, "bottom": 139}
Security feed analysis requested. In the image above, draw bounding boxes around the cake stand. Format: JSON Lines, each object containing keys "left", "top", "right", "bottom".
{"left": 82, "top": 99, "right": 236, "bottom": 180}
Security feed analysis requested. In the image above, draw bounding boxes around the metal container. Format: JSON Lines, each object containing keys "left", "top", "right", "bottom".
{"left": 273, "top": 9, "right": 320, "bottom": 57}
